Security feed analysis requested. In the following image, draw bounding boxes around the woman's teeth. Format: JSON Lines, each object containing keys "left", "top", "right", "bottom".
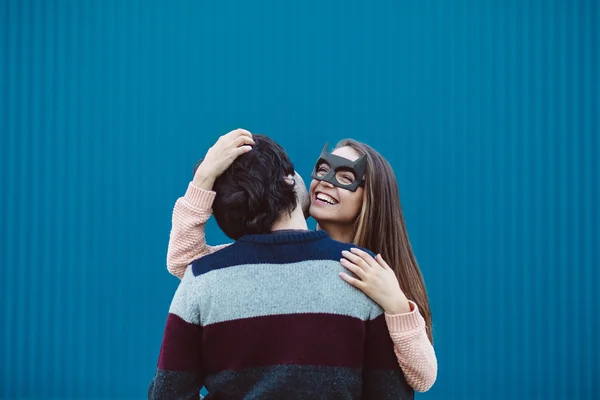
{"left": 316, "top": 193, "right": 338, "bottom": 205}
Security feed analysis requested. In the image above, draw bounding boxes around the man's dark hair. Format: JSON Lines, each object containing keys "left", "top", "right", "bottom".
{"left": 200, "top": 135, "right": 297, "bottom": 240}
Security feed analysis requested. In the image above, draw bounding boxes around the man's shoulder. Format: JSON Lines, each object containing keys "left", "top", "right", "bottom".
{"left": 188, "top": 235, "right": 375, "bottom": 277}
{"left": 294, "top": 236, "right": 376, "bottom": 264}
{"left": 323, "top": 237, "right": 376, "bottom": 258}
{"left": 189, "top": 241, "right": 250, "bottom": 277}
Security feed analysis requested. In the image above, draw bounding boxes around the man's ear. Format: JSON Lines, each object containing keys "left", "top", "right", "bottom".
{"left": 291, "top": 172, "right": 310, "bottom": 219}
{"left": 284, "top": 175, "right": 295, "bottom": 185}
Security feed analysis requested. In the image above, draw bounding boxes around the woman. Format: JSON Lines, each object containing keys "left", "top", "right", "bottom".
{"left": 167, "top": 129, "right": 437, "bottom": 392}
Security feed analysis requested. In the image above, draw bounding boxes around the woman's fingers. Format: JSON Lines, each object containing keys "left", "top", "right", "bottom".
{"left": 340, "top": 258, "right": 367, "bottom": 279}
{"left": 349, "top": 248, "right": 380, "bottom": 269}
{"left": 233, "top": 128, "right": 252, "bottom": 138}
{"left": 339, "top": 272, "right": 365, "bottom": 290}
{"left": 235, "top": 145, "right": 253, "bottom": 156}
{"left": 341, "top": 250, "right": 370, "bottom": 271}
{"left": 234, "top": 135, "right": 255, "bottom": 148}
{"left": 200, "top": 129, "right": 253, "bottom": 178}
{"left": 217, "top": 129, "right": 252, "bottom": 146}
{"left": 375, "top": 254, "right": 393, "bottom": 270}
{"left": 223, "top": 128, "right": 252, "bottom": 141}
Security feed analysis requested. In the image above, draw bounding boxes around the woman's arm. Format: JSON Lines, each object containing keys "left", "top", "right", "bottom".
{"left": 384, "top": 301, "right": 438, "bottom": 392}
{"left": 167, "top": 129, "right": 255, "bottom": 278}
{"left": 339, "top": 249, "right": 438, "bottom": 392}
{"left": 167, "top": 183, "right": 231, "bottom": 278}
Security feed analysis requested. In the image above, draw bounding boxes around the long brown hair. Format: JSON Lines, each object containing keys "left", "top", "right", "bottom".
{"left": 337, "top": 139, "right": 434, "bottom": 343}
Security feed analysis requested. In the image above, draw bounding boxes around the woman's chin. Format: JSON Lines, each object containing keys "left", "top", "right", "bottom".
{"left": 309, "top": 205, "right": 330, "bottom": 221}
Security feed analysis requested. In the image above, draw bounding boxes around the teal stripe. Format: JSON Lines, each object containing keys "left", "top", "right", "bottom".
{"left": 170, "top": 261, "right": 382, "bottom": 326}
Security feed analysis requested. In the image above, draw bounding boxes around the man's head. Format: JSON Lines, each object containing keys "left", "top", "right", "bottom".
{"left": 210, "top": 134, "right": 303, "bottom": 239}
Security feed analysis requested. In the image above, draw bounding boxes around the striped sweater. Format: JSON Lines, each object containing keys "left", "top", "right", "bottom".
{"left": 149, "top": 230, "right": 414, "bottom": 400}
{"left": 165, "top": 183, "right": 438, "bottom": 392}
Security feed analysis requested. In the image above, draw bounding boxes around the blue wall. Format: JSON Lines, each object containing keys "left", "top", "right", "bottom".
{"left": 1, "top": 0, "right": 598, "bottom": 398}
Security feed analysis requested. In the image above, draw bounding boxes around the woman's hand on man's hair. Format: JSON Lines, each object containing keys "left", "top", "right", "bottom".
{"left": 192, "top": 129, "right": 255, "bottom": 190}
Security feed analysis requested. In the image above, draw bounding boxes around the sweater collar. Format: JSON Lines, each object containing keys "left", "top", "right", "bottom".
{"left": 238, "top": 230, "right": 329, "bottom": 245}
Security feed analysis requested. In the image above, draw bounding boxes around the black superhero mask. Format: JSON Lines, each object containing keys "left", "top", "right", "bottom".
{"left": 311, "top": 143, "right": 366, "bottom": 192}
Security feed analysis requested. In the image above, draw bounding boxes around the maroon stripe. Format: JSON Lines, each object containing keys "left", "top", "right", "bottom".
{"left": 365, "top": 314, "right": 401, "bottom": 370}
{"left": 158, "top": 313, "right": 203, "bottom": 372}
{"left": 202, "top": 313, "right": 368, "bottom": 372}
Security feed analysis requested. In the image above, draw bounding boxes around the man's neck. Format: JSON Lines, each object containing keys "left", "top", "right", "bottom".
{"left": 271, "top": 206, "right": 309, "bottom": 232}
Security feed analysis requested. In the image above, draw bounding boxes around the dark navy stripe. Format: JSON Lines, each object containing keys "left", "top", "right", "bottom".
{"left": 148, "top": 369, "right": 203, "bottom": 400}
{"left": 191, "top": 234, "right": 375, "bottom": 276}
{"left": 202, "top": 364, "right": 413, "bottom": 400}
{"left": 204, "top": 365, "right": 362, "bottom": 400}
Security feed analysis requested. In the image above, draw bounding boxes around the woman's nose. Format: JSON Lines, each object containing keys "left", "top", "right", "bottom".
{"left": 319, "top": 180, "right": 335, "bottom": 189}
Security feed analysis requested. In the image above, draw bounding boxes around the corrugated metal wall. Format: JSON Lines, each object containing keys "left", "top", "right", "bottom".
{"left": 1, "top": 0, "right": 597, "bottom": 398}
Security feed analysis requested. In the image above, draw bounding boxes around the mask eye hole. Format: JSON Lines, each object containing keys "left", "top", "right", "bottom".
{"left": 316, "top": 162, "right": 330, "bottom": 177}
{"left": 335, "top": 169, "right": 356, "bottom": 185}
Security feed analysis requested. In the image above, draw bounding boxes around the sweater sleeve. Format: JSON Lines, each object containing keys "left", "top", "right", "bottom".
{"left": 167, "top": 182, "right": 232, "bottom": 279}
{"left": 148, "top": 270, "right": 204, "bottom": 399}
{"left": 384, "top": 301, "right": 438, "bottom": 392}
{"left": 362, "top": 313, "right": 414, "bottom": 399}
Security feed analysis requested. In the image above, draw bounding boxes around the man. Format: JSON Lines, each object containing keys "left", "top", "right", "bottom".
{"left": 148, "top": 134, "right": 413, "bottom": 399}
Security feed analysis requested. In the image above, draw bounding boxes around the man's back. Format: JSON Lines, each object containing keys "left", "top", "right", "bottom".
{"left": 152, "top": 230, "right": 413, "bottom": 399}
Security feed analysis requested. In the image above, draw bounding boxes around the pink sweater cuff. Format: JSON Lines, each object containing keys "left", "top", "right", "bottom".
{"left": 384, "top": 301, "right": 426, "bottom": 333}
{"left": 183, "top": 182, "right": 217, "bottom": 209}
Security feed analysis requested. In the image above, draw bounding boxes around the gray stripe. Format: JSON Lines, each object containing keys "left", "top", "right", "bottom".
{"left": 168, "top": 268, "right": 201, "bottom": 324}
{"left": 193, "top": 260, "right": 382, "bottom": 326}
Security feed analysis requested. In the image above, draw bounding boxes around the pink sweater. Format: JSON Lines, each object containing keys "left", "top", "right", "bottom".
{"left": 167, "top": 182, "right": 438, "bottom": 392}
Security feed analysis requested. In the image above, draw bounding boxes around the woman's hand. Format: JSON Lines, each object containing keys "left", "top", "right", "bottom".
{"left": 340, "top": 248, "right": 412, "bottom": 315}
{"left": 193, "top": 129, "right": 255, "bottom": 189}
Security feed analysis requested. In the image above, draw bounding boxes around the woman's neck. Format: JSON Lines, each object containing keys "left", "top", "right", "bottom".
{"left": 317, "top": 221, "right": 355, "bottom": 243}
